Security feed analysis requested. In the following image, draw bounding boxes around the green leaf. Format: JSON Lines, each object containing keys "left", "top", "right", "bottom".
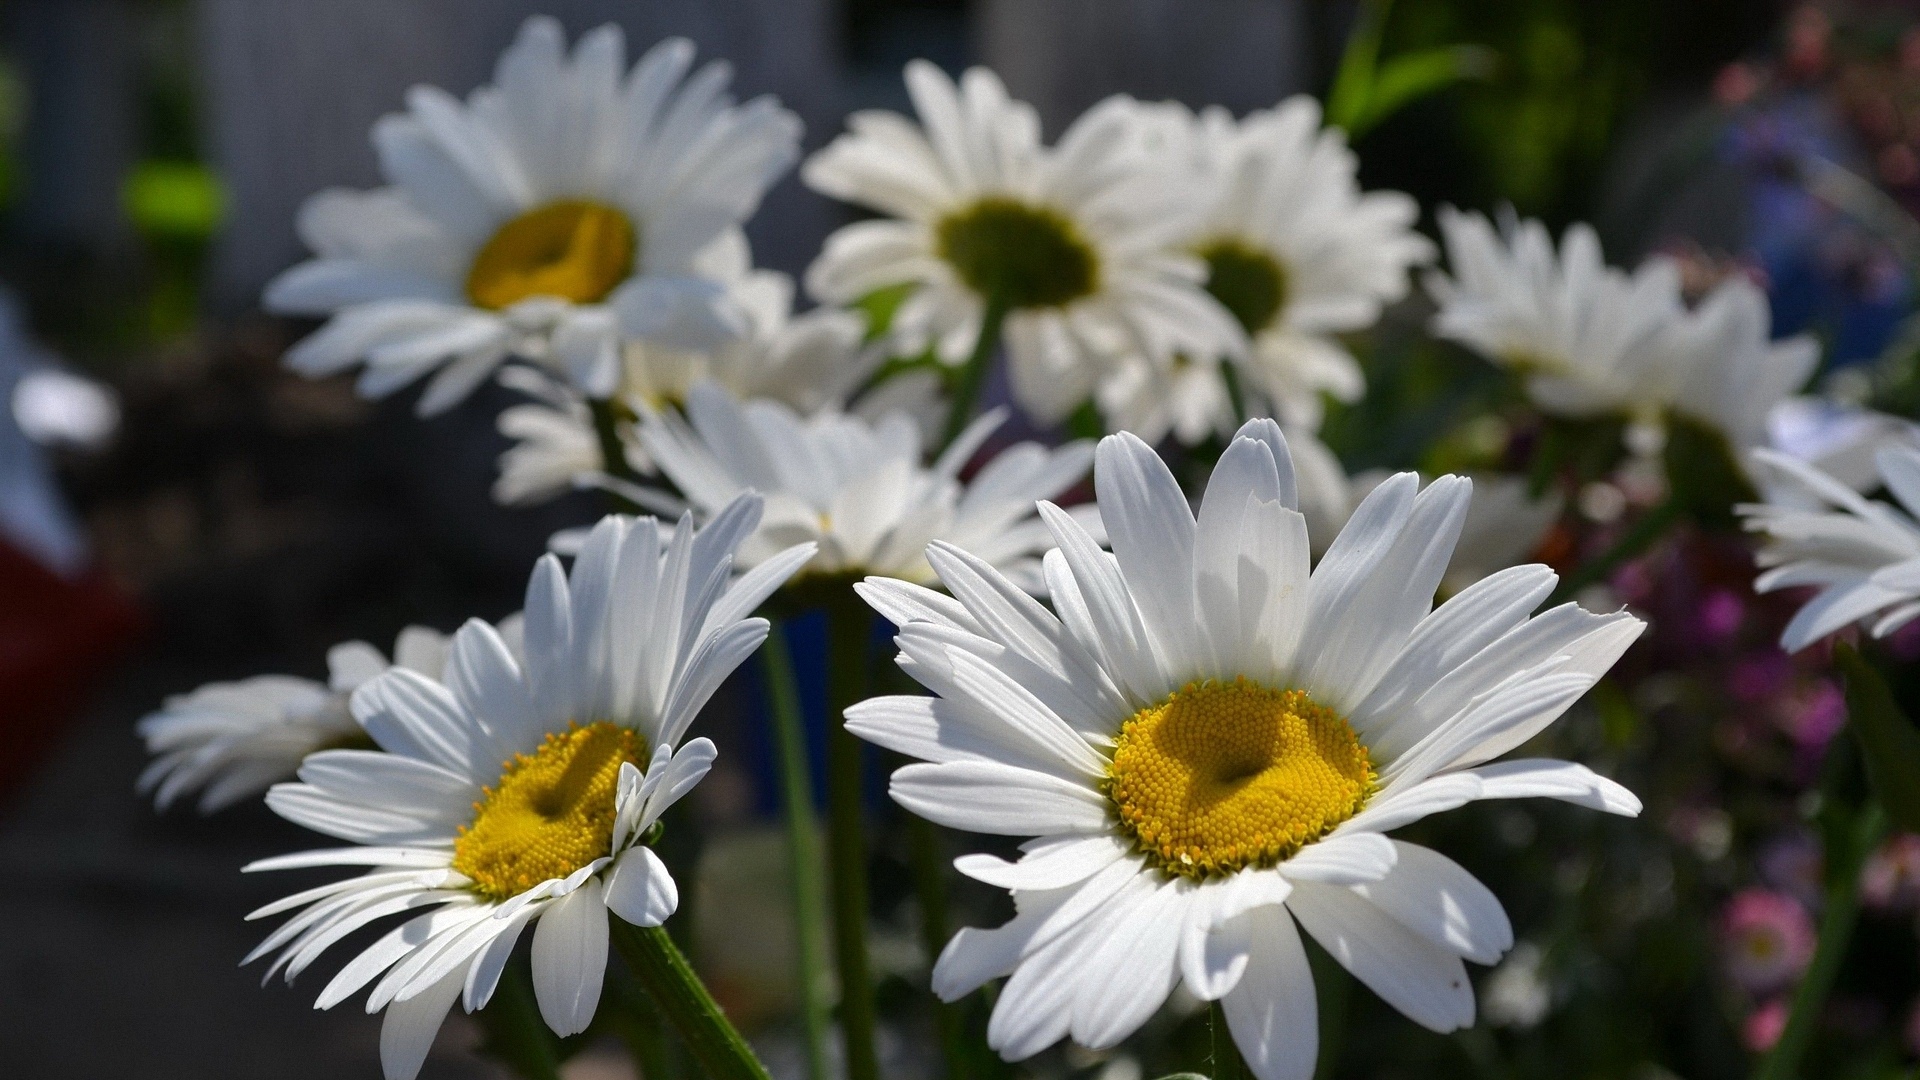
{"left": 1835, "top": 643, "right": 1920, "bottom": 833}
{"left": 1348, "top": 45, "right": 1498, "bottom": 136}
{"left": 1326, "top": 0, "right": 1392, "bottom": 133}
{"left": 121, "top": 160, "right": 224, "bottom": 239}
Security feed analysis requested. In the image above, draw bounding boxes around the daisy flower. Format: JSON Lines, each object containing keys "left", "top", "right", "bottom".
{"left": 266, "top": 17, "right": 801, "bottom": 415}
{"left": 1663, "top": 274, "right": 1818, "bottom": 459}
{"left": 1741, "top": 444, "right": 1920, "bottom": 652}
{"left": 138, "top": 626, "right": 452, "bottom": 814}
{"left": 1427, "top": 208, "right": 1682, "bottom": 423}
{"left": 635, "top": 380, "right": 1095, "bottom": 590}
{"left": 244, "top": 501, "right": 812, "bottom": 1080}
{"left": 1094, "top": 352, "right": 1240, "bottom": 449}
{"left": 846, "top": 420, "right": 1643, "bottom": 1079}
{"left": 801, "top": 61, "right": 1243, "bottom": 424}
{"left": 491, "top": 263, "right": 894, "bottom": 507}
{"left": 1125, "top": 98, "right": 1432, "bottom": 435}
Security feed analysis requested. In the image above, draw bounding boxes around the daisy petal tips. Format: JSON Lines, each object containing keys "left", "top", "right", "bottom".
{"left": 850, "top": 419, "right": 1644, "bottom": 1080}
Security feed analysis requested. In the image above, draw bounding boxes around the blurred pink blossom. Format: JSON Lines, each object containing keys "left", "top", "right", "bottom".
{"left": 1723, "top": 890, "right": 1817, "bottom": 994}
{"left": 1730, "top": 652, "right": 1792, "bottom": 703}
{"left": 1744, "top": 999, "right": 1790, "bottom": 1052}
{"left": 1861, "top": 835, "right": 1920, "bottom": 911}
{"left": 1776, "top": 679, "right": 1846, "bottom": 750}
{"left": 1699, "top": 590, "right": 1746, "bottom": 643}
{"left": 1759, "top": 832, "right": 1826, "bottom": 908}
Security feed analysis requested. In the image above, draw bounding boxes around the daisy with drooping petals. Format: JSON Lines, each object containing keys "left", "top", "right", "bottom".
{"left": 1121, "top": 98, "right": 1432, "bottom": 436}
{"left": 635, "top": 380, "right": 1095, "bottom": 591}
{"left": 266, "top": 17, "right": 801, "bottom": 415}
{"left": 138, "top": 626, "right": 454, "bottom": 814}
{"left": 1741, "top": 444, "right": 1920, "bottom": 652}
{"left": 244, "top": 500, "right": 812, "bottom": 1080}
{"left": 847, "top": 420, "right": 1644, "bottom": 1079}
{"left": 802, "top": 62, "right": 1243, "bottom": 424}
{"left": 1427, "top": 208, "right": 1682, "bottom": 423}
{"left": 491, "top": 261, "right": 911, "bottom": 507}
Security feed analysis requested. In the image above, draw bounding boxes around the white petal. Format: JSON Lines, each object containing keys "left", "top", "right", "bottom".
{"left": 889, "top": 761, "right": 1109, "bottom": 835}
{"left": 1288, "top": 882, "right": 1476, "bottom": 1032}
{"left": 1222, "top": 905, "right": 1318, "bottom": 1080}
{"left": 378, "top": 965, "right": 466, "bottom": 1080}
{"left": 1463, "top": 758, "right": 1642, "bottom": 815}
{"left": 1278, "top": 833, "right": 1397, "bottom": 884}
{"left": 530, "top": 877, "right": 609, "bottom": 1036}
{"left": 1351, "top": 842, "right": 1512, "bottom": 965}
{"left": 604, "top": 846, "right": 679, "bottom": 927}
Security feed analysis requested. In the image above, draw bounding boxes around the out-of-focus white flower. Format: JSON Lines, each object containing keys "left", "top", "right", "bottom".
{"left": 1664, "top": 275, "right": 1818, "bottom": 458}
{"left": 1482, "top": 943, "right": 1552, "bottom": 1029}
{"left": 635, "top": 381, "right": 1095, "bottom": 591}
{"left": 137, "top": 626, "right": 454, "bottom": 813}
{"left": 1765, "top": 395, "right": 1920, "bottom": 494}
{"left": 1094, "top": 353, "right": 1240, "bottom": 449}
{"left": 1427, "top": 209, "right": 1682, "bottom": 421}
{"left": 266, "top": 17, "right": 800, "bottom": 415}
{"left": 802, "top": 62, "right": 1243, "bottom": 424}
{"left": 850, "top": 421, "right": 1642, "bottom": 1080}
{"left": 13, "top": 368, "right": 118, "bottom": 449}
{"left": 1741, "top": 444, "right": 1920, "bottom": 652}
{"left": 1121, "top": 98, "right": 1432, "bottom": 437}
{"left": 244, "top": 504, "right": 812, "bottom": 1080}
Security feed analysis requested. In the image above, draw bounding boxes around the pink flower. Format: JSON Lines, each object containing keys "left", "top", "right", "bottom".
{"left": 1699, "top": 590, "right": 1746, "bottom": 642}
{"left": 1776, "top": 679, "right": 1846, "bottom": 750}
{"left": 1723, "top": 889, "right": 1817, "bottom": 995}
{"left": 1714, "top": 62, "right": 1762, "bottom": 107}
{"left": 1861, "top": 835, "right": 1920, "bottom": 911}
{"left": 1730, "top": 652, "right": 1791, "bottom": 703}
{"left": 1744, "top": 999, "right": 1790, "bottom": 1052}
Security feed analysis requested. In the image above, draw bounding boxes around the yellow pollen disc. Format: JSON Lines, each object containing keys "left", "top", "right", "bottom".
{"left": 451, "top": 721, "right": 646, "bottom": 901}
{"left": 465, "top": 200, "right": 637, "bottom": 310}
{"left": 1106, "top": 677, "right": 1374, "bottom": 879}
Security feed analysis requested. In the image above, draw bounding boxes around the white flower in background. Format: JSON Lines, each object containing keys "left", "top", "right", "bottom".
{"left": 1126, "top": 98, "right": 1432, "bottom": 435}
{"left": 244, "top": 502, "right": 812, "bottom": 1080}
{"left": 635, "top": 381, "right": 1094, "bottom": 591}
{"left": 266, "top": 17, "right": 801, "bottom": 415}
{"left": 1481, "top": 942, "right": 1552, "bottom": 1029}
{"left": 802, "top": 61, "right": 1243, "bottom": 425}
{"left": 137, "top": 626, "right": 453, "bottom": 814}
{"left": 1742, "top": 445, "right": 1920, "bottom": 652}
{"left": 1664, "top": 275, "right": 1818, "bottom": 457}
{"left": 1094, "top": 353, "right": 1240, "bottom": 449}
{"left": 1427, "top": 209, "right": 1682, "bottom": 422}
{"left": 849, "top": 421, "right": 1643, "bottom": 1079}
{"left": 1766, "top": 396, "right": 1920, "bottom": 495}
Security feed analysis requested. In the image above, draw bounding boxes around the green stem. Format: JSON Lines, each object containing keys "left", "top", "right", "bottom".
{"left": 1210, "top": 1001, "right": 1247, "bottom": 1080}
{"left": 826, "top": 599, "right": 882, "bottom": 1080}
{"left": 940, "top": 294, "right": 1011, "bottom": 453}
{"left": 601, "top": 958, "right": 679, "bottom": 1080}
{"left": 475, "top": 957, "right": 563, "bottom": 1080}
{"left": 761, "top": 625, "right": 834, "bottom": 1080}
{"left": 610, "top": 919, "right": 773, "bottom": 1080}
{"left": 1754, "top": 806, "right": 1887, "bottom": 1080}
{"left": 906, "top": 812, "right": 969, "bottom": 1079}
{"left": 1547, "top": 497, "right": 1682, "bottom": 605}
{"left": 590, "top": 396, "right": 643, "bottom": 485}
{"left": 1220, "top": 360, "right": 1249, "bottom": 427}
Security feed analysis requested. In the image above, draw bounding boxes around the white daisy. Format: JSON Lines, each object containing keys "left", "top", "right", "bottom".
{"left": 243, "top": 500, "right": 813, "bottom": 1080}
{"left": 1094, "top": 352, "right": 1240, "bottom": 449}
{"left": 266, "top": 16, "right": 801, "bottom": 415}
{"left": 1126, "top": 98, "right": 1433, "bottom": 434}
{"left": 1426, "top": 208, "right": 1682, "bottom": 423}
{"left": 491, "top": 264, "right": 894, "bottom": 507}
{"left": 1741, "top": 445, "right": 1920, "bottom": 652}
{"left": 1663, "top": 274, "right": 1819, "bottom": 458}
{"left": 138, "top": 626, "right": 453, "bottom": 814}
{"left": 801, "top": 62, "right": 1243, "bottom": 424}
{"left": 635, "top": 380, "right": 1095, "bottom": 590}
{"left": 846, "top": 420, "right": 1643, "bottom": 1079}
{"left": 1765, "top": 396, "right": 1920, "bottom": 495}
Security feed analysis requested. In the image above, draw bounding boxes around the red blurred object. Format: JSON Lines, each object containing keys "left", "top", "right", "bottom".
{"left": 0, "top": 538, "right": 142, "bottom": 800}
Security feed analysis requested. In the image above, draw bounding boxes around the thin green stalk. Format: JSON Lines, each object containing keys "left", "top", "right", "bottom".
{"left": 761, "top": 624, "right": 834, "bottom": 1080}
{"left": 1210, "top": 1001, "right": 1247, "bottom": 1080}
{"left": 1547, "top": 497, "right": 1682, "bottom": 605}
{"left": 610, "top": 919, "right": 774, "bottom": 1080}
{"left": 589, "top": 396, "right": 645, "bottom": 514}
{"left": 906, "top": 813, "right": 969, "bottom": 1079}
{"left": 475, "top": 957, "right": 563, "bottom": 1080}
{"left": 940, "top": 294, "right": 1011, "bottom": 453}
{"left": 1220, "top": 360, "right": 1249, "bottom": 427}
{"left": 827, "top": 599, "right": 882, "bottom": 1080}
{"left": 1754, "top": 806, "right": 1887, "bottom": 1080}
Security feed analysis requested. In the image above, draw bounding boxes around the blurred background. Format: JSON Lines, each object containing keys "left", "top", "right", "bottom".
{"left": 4, "top": 1, "right": 1917, "bottom": 1078}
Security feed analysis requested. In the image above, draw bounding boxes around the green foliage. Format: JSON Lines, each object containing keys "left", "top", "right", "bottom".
{"left": 1327, "top": 0, "right": 1495, "bottom": 139}
{"left": 1836, "top": 644, "right": 1920, "bottom": 833}
{"left": 122, "top": 160, "right": 224, "bottom": 239}
{"left": 1661, "top": 413, "right": 1755, "bottom": 529}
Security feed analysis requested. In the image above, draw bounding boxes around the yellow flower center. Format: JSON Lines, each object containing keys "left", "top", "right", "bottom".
{"left": 451, "top": 721, "right": 647, "bottom": 901}
{"left": 465, "top": 200, "right": 637, "bottom": 311}
{"left": 1199, "top": 237, "right": 1288, "bottom": 336}
{"left": 935, "top": 197, "right": 1098, "bottom": 310}
{"left": 1106, "top": 678, "right": 1374, "bottom": 879}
